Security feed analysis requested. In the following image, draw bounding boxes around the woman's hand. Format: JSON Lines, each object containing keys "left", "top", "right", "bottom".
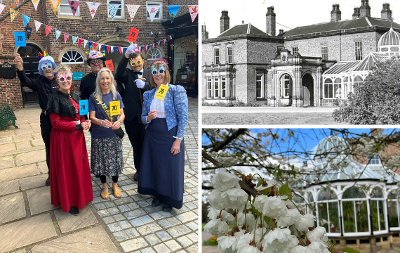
{"left": 101, "top": 119, "right": 112, "bottom": 128}
{"left": 81, "top": 120, "right": 91, "bottom": 130}
{"left": 147, "top": 110, "right": 157, "bottom": 122}
{"left": 111, "top": 120, "right": 121, "bottom": 130}
{"left": 171, "top": 139, "right": 181, "bottom": 155}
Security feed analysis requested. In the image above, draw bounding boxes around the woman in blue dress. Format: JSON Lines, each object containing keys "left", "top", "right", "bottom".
{"left": 139, "top": 58, "right": 188, "bottom": 212}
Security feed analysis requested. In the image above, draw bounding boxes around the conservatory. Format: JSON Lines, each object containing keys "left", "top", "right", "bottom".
{"left": 295, "top": 136, "right": 400, "bottom": 252}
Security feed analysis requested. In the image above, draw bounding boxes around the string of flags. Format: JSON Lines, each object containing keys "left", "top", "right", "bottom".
{"left": 0, "top": 1, "right": 198, "bottom": 23}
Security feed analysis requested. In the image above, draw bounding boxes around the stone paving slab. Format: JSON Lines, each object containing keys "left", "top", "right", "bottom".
{"left": 26, "top": 186, "right": 59, "bottom": 215}
{"left": 20, "top": 174, "right": 48, "bottom": 190}
{"left": 15, "top": 149, "right": 46, "bottom": 166}
{"left": 31, "top": 225, "right": 119, "bottom": 253}
{"left": 0, "top": 192, "right": 26, "bottom": 224}
{"left": 55, "top": 206, "right": 98, "bottom": 233}
{"left": 0, "top": 179, "right": 20, "bottom": 197}
{"left": 0, "top": 155, "right": 14, "bottom": 170}
{"left": 0, "top": 142, "right": 16, "bottom": 153}
{"left": 0, "top": 213, "right": 57, "bottom": 253}
{"left": 0, "top": 163, "right": 41, "bottom": 183}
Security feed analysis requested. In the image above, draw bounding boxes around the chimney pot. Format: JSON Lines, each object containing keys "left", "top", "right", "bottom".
{"left": 331, "top": 4, "right": 341, "bottom": 22}
{"left": 266, "top": 6, "right": 276, "bottom": 36}
{"left": 352, "top": 7, "right": 360, "bottom": 19}
{"left": 381, "top": 3, "right": 392, "bottom": 21}
{"left": 360, "top": 0, "right": 371, "bottom": 17}
{"left": 220, "top": 10, "right": 230, "bottom": 34}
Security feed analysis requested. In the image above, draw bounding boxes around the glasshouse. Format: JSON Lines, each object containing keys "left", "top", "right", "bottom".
{"left": 295, "top": 135, "right": 400, "bottom": 252}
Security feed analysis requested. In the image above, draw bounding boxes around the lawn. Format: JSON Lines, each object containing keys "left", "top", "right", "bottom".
{"left": 202, "top": 113, "right": 348, "bottom": 125}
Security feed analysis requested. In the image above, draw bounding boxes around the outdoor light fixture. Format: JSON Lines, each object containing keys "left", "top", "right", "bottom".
{"left": 25, "top": 24, "right": 32, "bottom": 39}
{"left": 116, "top": 27, "right": 125, "bottom": 38}
{"left": 96, "top": 32, "right": 101, "bottom": 39}
{"left": 151, "top": 31, "right": 162, "bottom": 42}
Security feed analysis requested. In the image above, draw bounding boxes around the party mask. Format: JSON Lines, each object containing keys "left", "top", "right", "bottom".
{"left": 129, "top": 59, "right": 143, "bottom": 66}
{"left": 90, "top": 59, "right": 103, "bottom": 66}
{"left": 41, "top": 63, "right": 53, "bottom": 71}
{"left": 58, "top": 71, "right": 72, "bottom": 82}
{"left": 151, "top": 65, "right": 166, "bottom": 76}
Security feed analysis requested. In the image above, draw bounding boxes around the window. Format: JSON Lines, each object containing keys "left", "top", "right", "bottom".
{"left": 324, "top": 78, "right": 333, "bottom": 98}
{"left": 343, "top": 77, "right": 350, "bottom": 98}
{"left": 292, "top": 47, "right": 299, "bottom": 55}
{"left": 280, "top": 74, "right": 292, "bottom": 98}
{"left": 354, "top": 76, "right": 363, "bottom": 89}
{"left": 61, "top": 50, "right": 84, "bottom": 64}
{"left": 317, "top": 190, "right": 340, "bottom": 233}
{"left": 108, "top": 0, "right": 124, "bottom": 19}
{"left": 214, "top": 48, "right": 220, "bottom": 65}
{"left": 388, "top": 190, "right": 400, "bottom": 228}
{"left": 207, "top": 77, "right": 212, "bottom": 98}
{"left": 256, "top": 73, "right": 264, "bottom": 98}
{"left": 368, "top": 155, "right": 381, "bottom": 165}
{"left": 321, "top": 46, "right": 328, "bottom": 61}
{"left": 147, "top": 48, "right": 162, "bottom": 60}
{"left": 227, "top": 47, "right": 233, "bottom": 64}
{"left": 146, "top": 1, "right": 162, "bottom": 21}
{"left": 334, "top": 78, "right": 341, "bottom": 98}
{"left": 355, "top": 41, "right": 362, "bottom": 60}
{"left": 342, "top": 187, "right": 369, "bottom": 233}
{"left": 214, "top": 77, "right": 219, "bottom": 98}
{"left": 370, "top": 187, "right": 386, "bottom": 232}
{"left": 221, "top": 77, "right": 226, "bottom": 98}
{"left": 58, "top": 0, "right": 80, "bottom": 16}
{"left": 276, "top": 46, "right": 284, "bottom": 55}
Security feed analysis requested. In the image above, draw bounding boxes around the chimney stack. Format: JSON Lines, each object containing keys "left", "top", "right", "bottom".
{"left": 352, "top": 7, "right": 360, "bottom": 19}
{"left": 278, "top": 29, "right": 284, "bottom": 36}
{"left": 360, "top": 0, "right": 371, "bottom": 18}
{"left": 331, "top": 4, "right": 341, "bottom": 22}
{"left": 202, "top": 25, "right": 209, "bottom": 40}
{"left": 220, "top": 11, "right": 230, "bottom": 34}
{"left": 266, "top": 6, "right": 276, "bottom": 36}
{"left": 381, "top": 3, "right": 392, "bottom": 21}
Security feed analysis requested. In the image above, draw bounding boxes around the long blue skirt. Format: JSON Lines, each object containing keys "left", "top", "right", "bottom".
{"left": 138, "top": 118, "right": 184, "bottom": 209}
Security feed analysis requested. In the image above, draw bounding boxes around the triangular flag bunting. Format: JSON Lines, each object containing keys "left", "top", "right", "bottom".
{"left": 168, "top": 5, "right": 180, "bottom": 23}
{"left": 31, "top": 0, "right": 40, "bottom": 11}
{"left": 64, "top": 33, "right": 69, "bottom": 43}
{"left": 118, "top": 47, "right": 122, "bottom": 54}
{"left": 110, "top": 46, "right": 114, "bottom": 53}
{"left": 22, "top": 14, "right": 30, "bottom": 27}
{"left": 83, "top": 39, "right": 88, "bottom": 48}
{"left": 34, "top": 20, "right": 42, "bottom": 32}
{"left": 146, "top": 4, "right": 159, "bottom": 22}
{"left": 93, "top": 42, "right": 97, "bottom": 50}
{"left": 72, "top": 36, "right": 78, "bottom": 45}
{"left": 10, "top": 9, "right": 18, "bottom": 22}
{"left": 107, "top": 4, "right": 120, "bottom": 20}
{"left": 67, "top": 0, "right": 80, "bottom": 16}
{"left": 50, "top": 0, "right": 61, "bottom": 15}
{"left": 45, "top": 25, "right": 52, "bottom": 36}
{"left": 0, "top": 4, "right": 6, "bottom": 15}
{"left": 188, "top": 5, "right": 198, "bottom": 22}
{"left": 107, "top": 46, "right": 110, "bottom": 53}
{"left": 102, "top": 45, "right": 105, "bottom": 52}
{"left": 88, "top": 41, "right": 93, "bottom": 49}
{"left": 55, "top": 29, "right": 61, "bottom": 40}
{"left": 86, "top": 2, "right": 100, "bottom": 19}
{"left": 78, "top": 38, "right": 83, "bottom": 47}
{"left": 114, "top": 46, "right": 117, "bottom": 54}
{"left": 126, "top": 4, "right": 139, "bottom": 22}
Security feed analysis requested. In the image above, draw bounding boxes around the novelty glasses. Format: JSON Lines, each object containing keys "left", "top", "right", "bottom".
{"left": 90, "top": 59, "right": 103, "bottom": 66}
{"left": 58, "top": 72, "right": 73, "bottom": 82}
{"left": 41, "top": 63, "right": 53, "bottom": 71}
{"left": 129, "top": 59, "right": 143, "bottom": 66}
{"left": 151, "top": 65, "right": 166, "bottom": 76}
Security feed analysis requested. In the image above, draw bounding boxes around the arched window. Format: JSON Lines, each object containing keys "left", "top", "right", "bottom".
{"left": 317, "top": 189, "right": 339, "bottom": 233}
{"left": 280, "top": 74, "right": 292, "bottom": 98}
{"left": 61, "top": 50, "right": 84, "bottom": 64}
{"left": 388, "top": 190, "right": 400, "bottom": 228}
{"left": 353, "top": 76, "right": 363, "bottom": 90}
{"left": 324, "top": 78, "right": 333, "bottom": 98}
{"left": 342, "top": 187, "right": 369, "bottom": 234}
{"left": 370, "top": 187, "right": 386, "bottom": 232}
{"left": 334, "top": 78, "right": 341, "bottom": 98}
{"left": 147, "top": 48, "right": 162, "bottom": 60}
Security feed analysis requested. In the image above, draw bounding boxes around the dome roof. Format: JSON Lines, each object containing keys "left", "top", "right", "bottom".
{"left": 378, "top": 28, "right": 400, "bottom": 47}
{"left": 315, "top": 135, "right": 349, "bottom": 157}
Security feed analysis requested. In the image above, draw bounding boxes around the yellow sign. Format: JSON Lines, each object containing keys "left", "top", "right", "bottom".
{"left": 109, "top": 101, "right": 120, "bottom": 116}
{"left": 154, "top": 84, "right": 170, "bottom": 100}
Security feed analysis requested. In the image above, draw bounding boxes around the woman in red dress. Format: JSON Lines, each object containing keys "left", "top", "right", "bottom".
{"left": 46, "top": 65, "right": 93, "bottom": 215}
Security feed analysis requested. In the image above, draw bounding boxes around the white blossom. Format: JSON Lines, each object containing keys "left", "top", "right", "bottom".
{"left": 237, "top": 245, "right": 261, "bottom": 253}
{"left": 308, "top": 241, "right": 329, "bottom": 253}
{"left": 262, "top": 196, "right": 289, "bottom": 219}
{"left": 237, "top": 211, "right": 256, "bottom": 231}
{"left": 306, "top": 227, "right": 327, "bottom": 243}
{"left": 277, "top": 208, "right": 302, "bottom": 227}
{"left": 289, "top": 245, "right": 313, "bottom": 253}
{"left": 208, "top": 190, "right": 228, "bottom": 210}
{"left": 222, "top": 188, "right": 248, "bottom": 210}
{"left": 204, "top": 218, "right": 229, "bottom": 236}
{"left": 217, "top": 236, "right": 238, "bottom": 251}
{"left": 295, "top": 214, "right": 316, "bottom": 232}
{"left": 262, "top": 228, "right": 298, "bottom": 253}
{"left": 212, "top": 168, "right": 241, "bottom": 191}
{"left": 207, "top": 206, "right": 234, "bottom": 222}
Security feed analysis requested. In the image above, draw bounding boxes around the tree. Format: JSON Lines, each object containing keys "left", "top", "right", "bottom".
{"left": 333, "top": 59, "right": 400, "bottom": 124}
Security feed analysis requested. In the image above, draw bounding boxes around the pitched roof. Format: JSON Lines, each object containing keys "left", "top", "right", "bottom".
{"left": 284, "top": 17, "right": 400, "bottom": 38}
{"left": 323, "top": 61, "right": 361, "bottom": 75}
{"left": 218, "top": 23, "right": 268, "bottom": 38}
{"left": 352, "top": 52, "right": 388, "bottom": 72}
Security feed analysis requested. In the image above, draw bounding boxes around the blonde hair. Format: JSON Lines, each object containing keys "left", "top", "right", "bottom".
{"left": 93, "top": 67, "right": 118, "bottom": 102}
{"left": 54, "top": 65, "right": 72, "bottom": 79}
{"left": 150, "top": 65, "right": 171, "bottom": 87}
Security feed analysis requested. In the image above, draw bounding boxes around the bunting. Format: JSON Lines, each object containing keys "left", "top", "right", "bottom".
{"left": 45, "top": 25, "right": 52, "bottom": 36}
{"left": 86, "top": 2, "right": 100, "bottom": 19}
{"left": 49, "top": 0, "right": 61, "bottom": 15}
{"left": 106, "top": 45, "right": 110, "bottom": 53}
{"left": 64, "top": 33, "right": 69, "bottom": 43}
{"left": 168, "top": 5, "right": 180, "bottom": 23}
{"left": 107, "top": 4, "right": 120, "bottom": 20}
{"left": 72, "top": 36, "right": 78, "bottom": 45}
{"left": 188, "top": 5, "right": 198, "bottom": 22}
{"left": 93, "top": 42, "right": 97, "bottom": 50}
{"left": 0, "top": 3, "right": 6, "bottom": 15}
{"left": 22, "top": 14, "right": 30, "bottom": 27}
{"left": 55, "top": 29, "right": 61, "bottom": 40}
{"left": 67, "top": 0, "right": 80, "bottom": 16}
{"left": 34, "top": 20, "right": 42, "bottom": 32}
{"left": 78, "top": 38, "right": 83, "bottom": 47}
{"left": 146, "top": 4, "right": 159, "bottom": 22}
{"left": 83, "top": 39, "right": 88, "bottom": 48}
{"left": 10, "top": 9, "right": 18, "bottom": 22}
{"left": 88, "top": 41, "right": 92, "bottom": 49}
{"left": 126, "top": 4, "right": 139, "bottom": 22}
{"left": 31, "top": 0, "right": 40, "bottom": 11}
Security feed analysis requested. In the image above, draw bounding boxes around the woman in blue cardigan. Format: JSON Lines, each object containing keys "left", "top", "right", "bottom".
{"left": 139, "top": 58, "right": 188, "bottom": 212}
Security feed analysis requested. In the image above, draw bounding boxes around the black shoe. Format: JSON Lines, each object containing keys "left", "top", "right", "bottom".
{"left": 45, "top": 177, "right": 50, "bottom": 186}
{"left": 152, "top": 198, "right": 161, "bottom": 207}
{"left": 69, "top": 206, "right": 79, "bottom": 215}
{"left": 163, "top": 203, "right": 172, "bottom": 212}
{"left": 133, "top": 172, "right": 139, "bottom": 181}
{"left": 95, "top": 175, "right": 100, "bottom": 178}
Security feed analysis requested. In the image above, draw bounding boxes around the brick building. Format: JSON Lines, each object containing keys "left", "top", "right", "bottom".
{"left": 202, "top": 0, "right": 399, "bottom": 107}
{"left": 0, "top": 0, "right": 197, "bottom": 110}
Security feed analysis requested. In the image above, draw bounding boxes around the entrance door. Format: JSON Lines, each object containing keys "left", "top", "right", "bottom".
{"left": 302, "top": 74, "right": 314, "bottom": 107}
{"left": 18, "top": 44, "right": 42, "bottom": 106}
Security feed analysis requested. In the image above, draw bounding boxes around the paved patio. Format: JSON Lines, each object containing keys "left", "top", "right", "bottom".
{"left": 0, "top": 97, "right": 198, "bottom": 253}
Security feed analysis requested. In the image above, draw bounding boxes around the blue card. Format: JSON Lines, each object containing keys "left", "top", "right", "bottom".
{"left": 14, "top": 32, "right": 26, "bottom": 47}
{"left": 79, "top": 100, "right": 88, "bottom": 115}
{"left": 73, "top": 72, "right": 84, "bottom": 81}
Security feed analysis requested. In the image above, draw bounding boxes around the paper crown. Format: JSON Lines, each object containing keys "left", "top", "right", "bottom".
{"left": 38, "top": 50, "right": 49, "bottom": 60}
{"left": 150, "top": 58, "right": 169, "bottom": 69}
{"left": 88, "top": 51, "right": 105, "bottom": 59}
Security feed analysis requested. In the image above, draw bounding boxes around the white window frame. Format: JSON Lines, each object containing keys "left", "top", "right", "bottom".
{"left": 227, "top": 47, "right": 233, "bottom": 64}
{"left": 214, "top": 77, "right": 219, "bottom": 98}
{"left": 214, "top": 48, "right": 220, "bottom": 65}
{"left": 108, "top": 0, "right": 124, "bottom": 19}
{"left": 207, "top": 77, "right": 212, "bottom": 98}
{"left": 147, "top": 48, "right": 162, "bottom": 60}
{"left": 146, "top": 1, "right": 162, "bottom": 21}
{"left": 281, "top": 74, "right": 291, "bottom": 98}
{"left": 292, "top": 47, "right": 299, "bottom": 55}
{"left": 321, "top": 46, "right": 328, "bottom": 61}
{"left": 368, "top": 155, "right": 381, "bottom": 165}
{"left": 256, "top": 73, "right": 264, "bottom": 99}
{"left": 221, "top": 77, "right": 226, "bottom": 98}
{"left": 61, "top": 50, "right": 85, "bottom": 64}
{"left": 355, "top": 41, "right": 363, "bottom": 60}
{"left": 58, "top": 0, "right": 80, "bottom": 16}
